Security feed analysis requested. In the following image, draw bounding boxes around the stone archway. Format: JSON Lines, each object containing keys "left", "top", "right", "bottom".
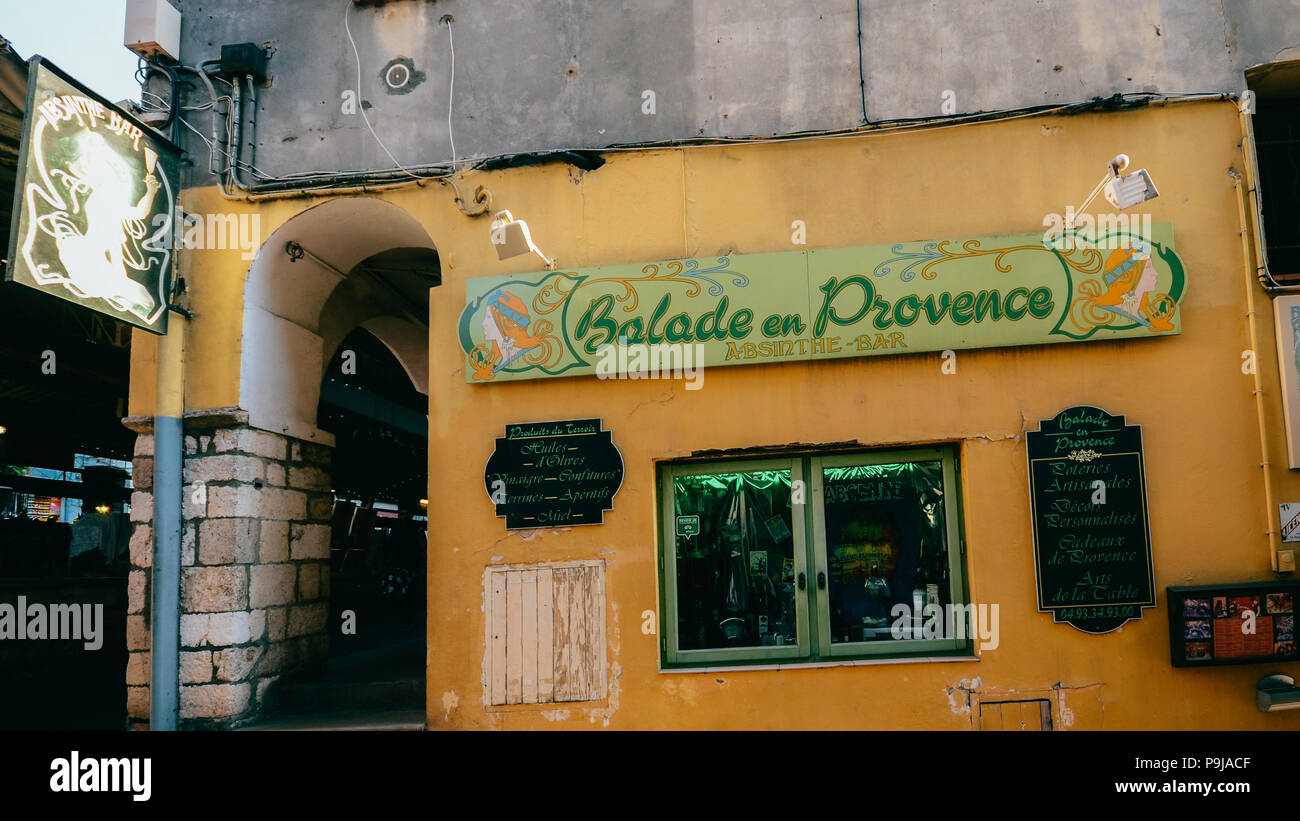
{"left": 241, "top": 198, "right": 437, "bottom": 443}
{"left": 125, "top": 197, "right": 437, "bottom": 729}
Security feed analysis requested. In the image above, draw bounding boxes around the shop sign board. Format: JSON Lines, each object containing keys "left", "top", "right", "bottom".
{"left": 1167, "top": 581, "right": 1298, "bottom": 667}
{"left": 1271, "top": 295, "right": 1300, "bottom": 469}
{"left": 1026, "top": 406, "right": 1157, "bottom": 634}
{"left": 1280, "top": 503, "right": 1300, "bottom": 543}
{"left": 458, "top": 225, "right": 1185, "bottom": 383}
{"left": 5, "top": 57, "right": 179, "bottom": 334}
{"left": 483, "top": 419, "right": 623, "bottom": 529}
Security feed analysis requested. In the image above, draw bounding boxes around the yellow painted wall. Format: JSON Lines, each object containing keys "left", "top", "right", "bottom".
{"left": 152, "top": 99, "right": 1300, "bottom": 728}
{"left": 424, "top": 100, "right": 1300, "bottom": 730}
{"left": 127, "top": 195, "right": 308, "bottom": 417}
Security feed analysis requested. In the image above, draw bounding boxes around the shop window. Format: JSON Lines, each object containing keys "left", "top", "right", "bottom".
{"left": 483, "top": 561, "right": 607, "bottom": 706}
{"left": 658, "top": 446, "right": 969, "bottom": 668}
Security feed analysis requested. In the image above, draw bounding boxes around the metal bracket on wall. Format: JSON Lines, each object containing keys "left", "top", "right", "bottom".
{"left": 444, "top": 178, "right": 494, "bottom": 217}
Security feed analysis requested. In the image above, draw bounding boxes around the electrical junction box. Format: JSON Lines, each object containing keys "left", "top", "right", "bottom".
{"left": 219, "top": 43, "right": 268, "bottom": 82}
{"left": 124, "top": 0, "right": 182, "bottom": 61}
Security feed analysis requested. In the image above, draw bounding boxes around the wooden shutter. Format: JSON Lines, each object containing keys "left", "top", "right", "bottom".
{"left": 484, "top": 560, "right": 606, "bottom": 706}
{"left": 978, "top": 699, "right": 1053, "bottom": 731}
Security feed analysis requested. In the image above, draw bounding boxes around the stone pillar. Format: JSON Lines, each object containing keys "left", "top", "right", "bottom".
{"left": 123, "top": 410, "right": 334, "bottom": 729}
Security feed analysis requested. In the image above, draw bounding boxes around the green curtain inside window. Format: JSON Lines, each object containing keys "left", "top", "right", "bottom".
{"left": 672, "top": 470, "right": 795, "bottom": 650}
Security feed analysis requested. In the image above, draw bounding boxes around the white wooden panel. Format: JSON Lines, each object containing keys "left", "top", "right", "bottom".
{"left": 484, "top": 561, "right": 606, "bottom": 707}
{"left": 521, "top": 569, "right": 538, "bottom": 704}
{"left": 536, "top": 567, "right": 554, "bottom": 702}
{"left": 505, "top": 571, "right": 523, "bottom": 704}
{"left": 590, "top": 565, "right": 607, "bottom": 700}
{"left": 569, "top": 565, "right": 591, "bottom": 702}
{"left": 488, "top": 570, "right": 507, "bottom": 706}
{"left": 553, "top": 567, "right": 572, "bottom": 702}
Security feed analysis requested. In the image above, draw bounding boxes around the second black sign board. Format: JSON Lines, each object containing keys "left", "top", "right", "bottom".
{"left": 1026, "top": 406, "right": 1157, "bottom": 633}
{"left": 484, "top": 419, "right": 624, "bottom": 529}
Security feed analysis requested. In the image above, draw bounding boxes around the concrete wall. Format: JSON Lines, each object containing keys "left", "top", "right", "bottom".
{"left": 169, "top": 0, "right": 1300, "bottom": 184}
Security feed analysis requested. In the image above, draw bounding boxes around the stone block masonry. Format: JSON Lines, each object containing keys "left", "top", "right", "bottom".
{"left": 123, "top": 414, "right": 335, "bottom": 729}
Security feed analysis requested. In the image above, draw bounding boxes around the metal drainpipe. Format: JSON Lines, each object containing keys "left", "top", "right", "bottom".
{"left": 150, "top": 314, "right": 185, "bottom": 730}
{"left": 1234, "top": 177, "right": 1283, "bottom": 572}
{"left": 244, "top": 75, "right": 257, "bottom": 183}
{"left": 229, "top": 79, "right": 242, "bottom": 193}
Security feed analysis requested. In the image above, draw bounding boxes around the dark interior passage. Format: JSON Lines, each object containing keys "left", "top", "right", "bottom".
{"left": 274, "top": 327, "right": 428, "bottom": 719}
{"left": 0, "top": 282, "right": 134, "bottom": 730}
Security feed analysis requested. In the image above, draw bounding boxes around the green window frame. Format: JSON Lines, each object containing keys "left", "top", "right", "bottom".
{"left": 657, "top": 445, "right": 970, "bottom": 668}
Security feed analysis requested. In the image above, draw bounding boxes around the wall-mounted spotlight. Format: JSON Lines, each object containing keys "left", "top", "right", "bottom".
{"left": 490, "top": 210, "right": 556, "bottom": 270}
{"left": 0, "top": 425, "right": 7, "bottom": 434}
{"left": 95, "top": 504, "right": 111, "bottom": 514}
{"left": 1068, "top": 154, "right": 1160, "bottom": 232}
{"left": 1102, "top": 154, "right": 1160, "bottom": 209}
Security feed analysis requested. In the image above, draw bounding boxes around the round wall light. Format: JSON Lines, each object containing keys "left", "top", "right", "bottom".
{"left": 379, "top": 57, "right": 425, "bottom": 95}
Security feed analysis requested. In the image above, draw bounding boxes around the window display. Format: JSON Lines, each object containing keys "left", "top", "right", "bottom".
{"left": 671, "top": 469, "right": 798, "bottom": 651}
{"left": 659, "top": 447, "right": 968, "bottom": 666}
{"left": 819, "top": 461, "right": 949, "bottom": 645}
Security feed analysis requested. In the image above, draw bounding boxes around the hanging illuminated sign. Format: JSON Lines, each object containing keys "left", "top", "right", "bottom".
{"left": 5, "top": 57, "right": 179, "bottom": 334}
{"left": 458, "top": 225, "right": 1186, "bottom": 383}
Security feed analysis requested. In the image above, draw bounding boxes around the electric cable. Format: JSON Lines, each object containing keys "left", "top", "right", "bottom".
{"left": 343, "top": 0, "right": 440, "bottom": 181}
{"left": 445, "top": 15, "right": 457, "bottom": 168}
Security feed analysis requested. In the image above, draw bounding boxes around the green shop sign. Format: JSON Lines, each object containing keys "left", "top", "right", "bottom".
{"left": 458, "top": 225, "right": 1185, "bottom": 383}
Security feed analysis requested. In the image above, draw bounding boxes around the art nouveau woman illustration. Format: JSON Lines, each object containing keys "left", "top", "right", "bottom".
{"left": 1092, "top": 243, "right": 1174, "bottom": 332}
{"left": 473, "top": 290, "right": 545, "bottom": 379}
{"left": 39, "top": 131, "right": 161, "bottom": 320}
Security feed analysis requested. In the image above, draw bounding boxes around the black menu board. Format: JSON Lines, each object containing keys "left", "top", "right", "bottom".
{"left": 484, "top": 419, "right": 624, "bottom": 529}
{"left": 1167, "top": 582, "right": 1298, "bottom": 667}
{"left": 1026, "top": 406, "right": 1156, "bottom": 633}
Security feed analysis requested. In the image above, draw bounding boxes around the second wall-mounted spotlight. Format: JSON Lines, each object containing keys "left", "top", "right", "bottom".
{"left": 490, "top": 210, "right": 556, "bottom": 270}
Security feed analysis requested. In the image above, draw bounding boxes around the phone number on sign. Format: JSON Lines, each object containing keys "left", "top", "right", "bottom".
{"left": 1056, "top": 606, "right": 1137, "bottom": 620}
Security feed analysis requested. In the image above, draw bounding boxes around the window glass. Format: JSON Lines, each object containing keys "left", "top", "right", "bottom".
{"left": 1254, "top": 102, "right": 1300, "bottom": 277}
{"left": 820, "top": 461, "right": 949, "bottom": 644}
{"left": 672, "top": 470, "right": 797, "bottom": 650}
{"left": 659, "top": 448, "right": 965, "bottom": 667}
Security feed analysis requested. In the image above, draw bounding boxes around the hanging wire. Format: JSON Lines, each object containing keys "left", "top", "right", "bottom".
{"left": 343, "top": 0, "right": 441, "bottom": 180}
